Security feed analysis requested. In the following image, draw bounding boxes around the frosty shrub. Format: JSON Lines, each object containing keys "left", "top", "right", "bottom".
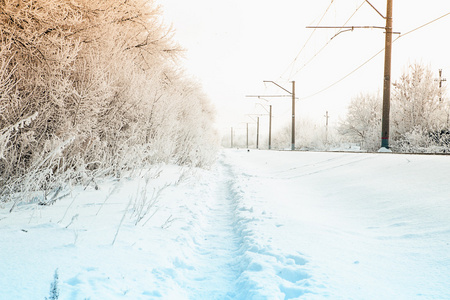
{"left": 395, "top": 127, "right": 450, "bottom": 153}
{"left": 0, "top": 0, "right": 218, "bottom": 203}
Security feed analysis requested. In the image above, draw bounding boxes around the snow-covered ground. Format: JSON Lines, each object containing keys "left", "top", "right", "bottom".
{"left": 1, "top": 149, "right": 450, "bottom": 299}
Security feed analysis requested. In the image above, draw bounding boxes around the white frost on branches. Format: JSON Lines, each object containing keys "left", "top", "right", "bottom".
{"left": 0, "top": 0, "right": 218, "bottom": 202}
{"left": 339, "top": 63, "right": 449, "bottom": 153}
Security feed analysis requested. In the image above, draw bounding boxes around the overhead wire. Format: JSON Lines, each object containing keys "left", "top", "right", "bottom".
{"left": 298, "top": 10, "right": 450, "bottom": 101}
{"left": 289, "top": 0, "right": 366, "bottom": 79}
{"left": 396, "top": 11, "right": 450, "bottom": 38}
{"left": 270, "top": 7, "right": 450, "bottom": 122}
{"left": 274, "top": 1, "right": 367, "bottom": 119}
{"left": 300, "top": 48, "right": 384, "bottom": 100}
{"left": 278, "top": 0, "right": 335, "bottom": 82}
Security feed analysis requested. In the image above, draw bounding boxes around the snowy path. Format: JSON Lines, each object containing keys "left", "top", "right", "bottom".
{"left": 176, "top": 156, "right": 242, "bottom": 298}
{"left": 152, "top": 153, "right": 314, "bottom": 299}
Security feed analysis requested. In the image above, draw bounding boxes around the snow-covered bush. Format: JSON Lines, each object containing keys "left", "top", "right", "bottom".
{"left": 0, "top": 0, "right": 218, "bottom": 203}
{"left": 394, "top": 127, "right": 450, "bottom": 153}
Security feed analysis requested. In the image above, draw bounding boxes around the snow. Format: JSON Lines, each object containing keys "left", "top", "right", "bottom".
{"left": 378, "top": 147, "right": 393, "bottom": 153}
{"left": 1, "top": 149, "right": 450, "bottom": 299}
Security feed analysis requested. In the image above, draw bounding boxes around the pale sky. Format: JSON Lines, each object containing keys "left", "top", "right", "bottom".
{"left": 161, "top": 0, "right": 450, "bottom": 138}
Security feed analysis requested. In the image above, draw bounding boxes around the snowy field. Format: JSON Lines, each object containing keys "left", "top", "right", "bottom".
{"left": 1, "top": 149, "right": 450, "bottom": 299}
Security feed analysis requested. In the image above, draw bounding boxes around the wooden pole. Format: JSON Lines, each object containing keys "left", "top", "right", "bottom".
{"left": 381, "top": 0, "right": 393, "bottom": 149}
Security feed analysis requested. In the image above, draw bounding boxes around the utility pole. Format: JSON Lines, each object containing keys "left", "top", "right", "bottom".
{"left": 262, "top": 81, "right": 296, "bottom": 150}
{"left": 324, "top": 111, "right": 330, "bottom": 144}
{"left": 256, "top": 117, "right": 260, "bottom": 149}
{"left": 246, "top": 114, "right": 266, "bottom": 149}
{"left": 254, "top": 103, "right": 273, "bottom": 150}
{"left": 246, "top": 94, "right": 295, "bottom": 150}
{"left": 246, "top": 123, "right": 249, "bottom": 149}
{"left": 291, "top": 81, "right": 295, "bottom": 151}
{"left": 307, "top": 0, "right": 396, "bottom": 150}
{"left": 433, "top": 69, "right": 448, "bottom": 126}
{"left": 231, "top": 127, "right": 233, "bottom": 148}
{"left": 436, "top": 69, "right": 447, "bottom": 102}
{"left": 269, "top": 105, "right": 272, "bottom": 150}
{"left": 381, "top": 0, "right": 393, "bottom": 149}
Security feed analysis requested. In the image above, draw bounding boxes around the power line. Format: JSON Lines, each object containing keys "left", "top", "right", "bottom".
{"left": 279, "top": 0, "right": 335, "bottom": 81}
{"left": 397, "top": 12, "right": 450, "bottom": 38}
{"left": 268, "top": 8, "right": 450, "bottom": 133}
{"left": 299, "top": 11, "right": 450, "bottom": 101}
{"left": 300, "top": 47, "right": 384, "bottom": 100}
{"left": 289, "top": 0, "right": 366, "bottom": 80}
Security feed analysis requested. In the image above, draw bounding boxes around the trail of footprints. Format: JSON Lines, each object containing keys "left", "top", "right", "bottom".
{"left": 224, "top": 159, "right": 313, "bottom": 299}
{"left": 162, "top": 156, "right": 313, "bottom": 299}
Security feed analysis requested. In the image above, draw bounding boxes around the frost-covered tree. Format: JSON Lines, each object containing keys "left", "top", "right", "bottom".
{"left": 338, "top": 92, "right": 382, "bottom": 151}
{"left": 391, "top": 64, "right": 445, "bottom": 133}
{"left": 339, "top": 64, "right": 449, "bottom": 153}
{"left": 391, "top": 63, "right": 448, "bottom": 152}
{"left": 271, "top": 118, "right": 339, "bottom": 151}
{"left": 0, "top": 0, "right": 218, "bottom": 202}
